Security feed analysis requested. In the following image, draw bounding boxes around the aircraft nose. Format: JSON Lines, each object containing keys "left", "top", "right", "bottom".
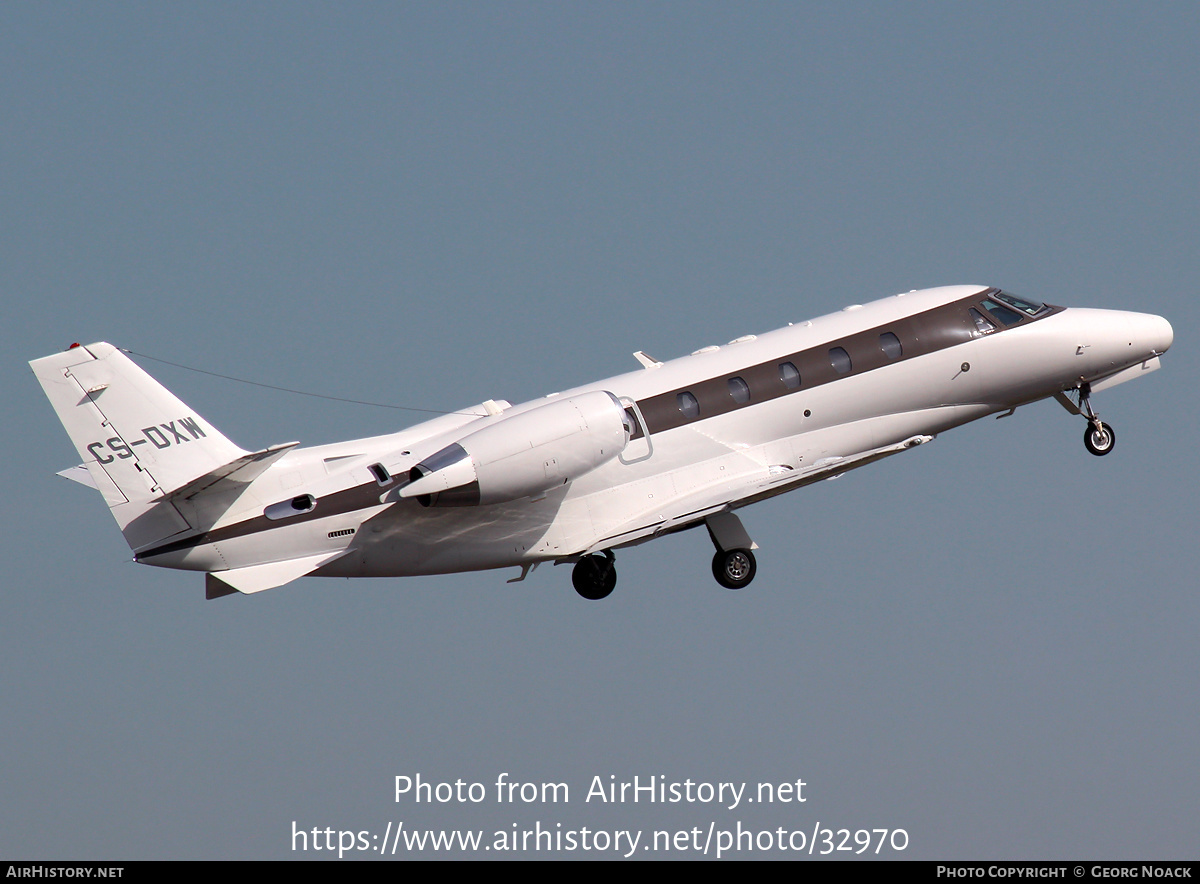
{"left": 1095, "top": 309, "right": 1172, "bottom": 357}
{"left": 1147, "top": 313, "right": 1173, "bottom": 355}
{"left": 1068, "top": 307, "right": 1173, "bottom": 381}
{"left": 1121, "top": 311, "right": 1173, "bottom": 357}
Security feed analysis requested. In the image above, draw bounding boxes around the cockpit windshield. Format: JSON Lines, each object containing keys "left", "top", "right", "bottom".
{"left": 993, "top": 290, "right": 1049, "bottom": 317}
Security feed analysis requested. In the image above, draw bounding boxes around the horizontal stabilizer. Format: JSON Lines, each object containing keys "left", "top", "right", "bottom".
{"left": 159, "top": 441, "right": 299, "bottom": 502}
{"left": 57, "top": 464, "right": 98, "bottom": 489}
{"left": 205, "top": 550, "right": 349, "bottom": 597}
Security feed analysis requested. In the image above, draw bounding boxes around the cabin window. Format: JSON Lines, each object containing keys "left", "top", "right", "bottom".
{"left": 982, "top": 299, "right": 1023, "bottom": 326}
{"left": 677, "top": 391, "right": 700, "bottom": 420}
{"left": 969, "top": 308, "right": 996, "bottom": 335}
{"left": 780, "top": 362, "right": 801, "bottom": 389}
{"left": 829, "top": 346, "right": 852, "bottom": 375}
{"left": 879, "top": 332, "right": 902, "bottom": 360}
{"left": 728, "top": 376, "right": 751, "bottom": 404}
{"left": 623, "top": 406, "right": 644, "bottom": 440}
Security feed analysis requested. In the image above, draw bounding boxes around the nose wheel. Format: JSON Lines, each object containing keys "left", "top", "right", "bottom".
{"left": 1084, "top": 421, "right": 1116, "bottom": 456}
{"left": 1055, "top": 382, "right": 1117, "bottom": 457}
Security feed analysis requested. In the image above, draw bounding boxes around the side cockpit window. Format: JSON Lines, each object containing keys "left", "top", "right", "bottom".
{"left": 981, "top": 299, "right": 1023, "bottom": 326}
{"left": 969, "top": 308, "right": 997, "bottom": 335}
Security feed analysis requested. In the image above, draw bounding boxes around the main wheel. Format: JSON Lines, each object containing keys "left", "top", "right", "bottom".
{"left": 1084, "top": 421, "right": 1116, "bottom": 456}
{"left": 712, "top": 548, "right": 756, "bottom": 590}
{"left": 572, "top": 552, "right": 617, "bottom": 600}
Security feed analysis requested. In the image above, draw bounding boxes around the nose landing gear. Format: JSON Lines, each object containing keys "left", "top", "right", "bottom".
{"left": 1084, "top": 420, "right": 1116, "bottom": 456}
{"left": 1055, "top": 382, "right": 1117, "bottom": 457}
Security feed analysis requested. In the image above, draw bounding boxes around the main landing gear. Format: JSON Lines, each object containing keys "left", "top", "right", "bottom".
{"left": 1056, "top": 382, "right": 1116, "bottom": 457}
{"left": 706, "top": 511, "right": 757, "bottom": 591}
{"left": 712, "top": 548, "right": 756, "bottom": 589}
{"left": 572, "top": 550, "right": 616, "bottom": 600}
{"left": 569, "top": 511, "right": 761, "bottom": 599}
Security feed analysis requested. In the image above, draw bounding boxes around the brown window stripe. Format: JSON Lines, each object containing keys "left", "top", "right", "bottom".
{"left": 635, "top": 290, "right": 1060, "bottom": 436}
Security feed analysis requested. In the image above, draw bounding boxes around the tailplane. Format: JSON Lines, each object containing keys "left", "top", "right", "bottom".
{"left": 30, "top": 343, "right": 249, "bottom": 550}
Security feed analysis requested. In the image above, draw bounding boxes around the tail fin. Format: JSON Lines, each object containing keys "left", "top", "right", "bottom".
{"left": 30, "top": 343, "right": 248, "bottom": 550}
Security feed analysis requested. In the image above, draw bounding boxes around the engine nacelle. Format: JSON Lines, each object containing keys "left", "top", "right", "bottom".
{"left": 400, "top": 391, "right": 631, "bottom": 507}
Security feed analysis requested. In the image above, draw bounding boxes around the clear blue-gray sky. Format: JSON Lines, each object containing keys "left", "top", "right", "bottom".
{"left": 3, "top": 2, "right": 1197, "bottom": 859}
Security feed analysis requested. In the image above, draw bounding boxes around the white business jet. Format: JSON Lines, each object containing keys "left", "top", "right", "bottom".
{"left": 31, "top": 286, "right": 1171, "bottom": 600}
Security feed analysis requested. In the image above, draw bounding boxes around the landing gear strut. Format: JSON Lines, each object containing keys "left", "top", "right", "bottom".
{"left": 1056, "top": 382, "right": 1117, "bottom": 457}
{"left": 705, "top": 510, "right": 758, "bottom": 590}
{"left": 572, "top": 550, "right": 616, "bottom": 600}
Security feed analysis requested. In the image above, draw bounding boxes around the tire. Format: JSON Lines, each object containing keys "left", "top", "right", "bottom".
{"left": 572, "top": 553, "right": 617, "bottom": 600}
{"left": 712, "top": 548, "right": 756, "bottom": 590}
{"left": 1084, "top": 421, "right": 1115, "bottom": 456}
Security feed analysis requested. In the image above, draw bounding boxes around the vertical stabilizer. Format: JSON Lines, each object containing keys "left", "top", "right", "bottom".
{"left": 30, "top": 343, "right": 248, "bottom": 550}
